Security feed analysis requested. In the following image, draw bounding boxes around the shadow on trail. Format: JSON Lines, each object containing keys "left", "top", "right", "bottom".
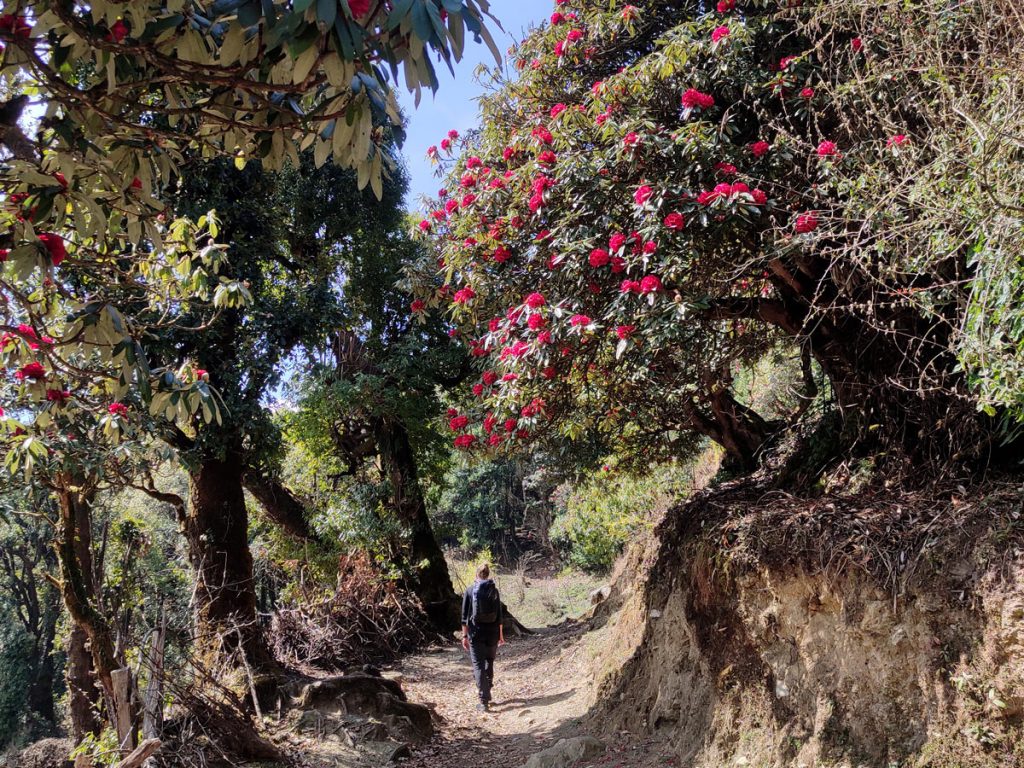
{"left": 489, "top": 689, "right": 576, "bottom": 712}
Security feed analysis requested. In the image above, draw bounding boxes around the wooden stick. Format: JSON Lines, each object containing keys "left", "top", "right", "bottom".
{"left": 113, "top": 738, "right": 161, "bottom": 768}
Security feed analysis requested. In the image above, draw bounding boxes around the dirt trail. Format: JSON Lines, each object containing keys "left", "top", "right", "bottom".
{"left": 388, "top": 619, "right": 667, "bottom": 768}
{"left": 393, "top": 621, "right": 593, "bottom": 768}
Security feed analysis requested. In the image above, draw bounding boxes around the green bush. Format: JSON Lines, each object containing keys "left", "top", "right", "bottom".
{"left": 0, "top": 621, "right": 31, "bottom": 749}
{"left": 551, "top": 465, "right": 691, "bottom": 572}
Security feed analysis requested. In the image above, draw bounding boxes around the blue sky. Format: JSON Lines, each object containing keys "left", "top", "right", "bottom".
{"left": 397, "top": 2, "right": 551, "bottom": 209}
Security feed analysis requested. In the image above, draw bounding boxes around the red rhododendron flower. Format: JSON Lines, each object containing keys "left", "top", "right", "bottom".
{"left": 716, "top": 0, "right": 735, "bottom": 11}
{"left": 447, "top": 129, "right": 459, "bottom": 140}
{"left": 711, "top": 26, "right": 730, "bottom": 43}
{"left": 440, "top": 138, "right": 452, "bottom": 151}
{"left": 46, "top": 389, "right": 71, "bottom": 403}
{"left": 542, "top": 366, "right": 557, "bottom": 379}
{"left": 108, "top": 402, "right": 129, "bottom": 416}
{"left": 38, "top": 234, "right": 67, "bottom": 265}
{"left": 550, "top": 11, "right": 565, "bottom": 24}
{"left": 537, "top": 330, "right": 553, "bottom": 345}
{"left": 447, "top": 408, "right": 459, "bottom": 418}
{"left": 0, "top": 249, "right": 8, "bottom": 262}
{"left": 494, "top": 246, "right": 511, "bottom": 263}
{"left": 504, "top": 418, "right": 518, "bottom": 432}
{"left": 449, "top": 415, "right": 470, "bottom": 431}
{"left": 531, "top": 126, "right": 554, "bottom": 145}
{"left": 640, "top": 275, "right": 663, "bottom": 294}
{"left": 664, "top": 212, "right": 685, "bottom": 230}
{"left": 483, "top": 371, "right": 499, "bottom": 386}
{"left": 622, "top": 4, "right": 638, "bottom": 20}
{"left": 550, "top": 103, "right": 567, "bottom": 118}
{"left": 454, "top": 434, "right": 476, "bottom": 449}
{"left": 17, "top": 362, "right": 47, "bottom": 381}
{"left": 347, "top": 0, "right": 370, "bottom": 17}
{"left": 418, "top": 219, "right": 431, "bottom": 232}
{"left": 715, "top": 162, "right": 737, "bottom": 176}
{"left": 634, "top": 185, "right": 653, "bottom": 205}
{"left": 751, "top": 189, "right": 768, "bottom": 205}
{"left": 525, "top": 292, "right": 546, "bottom": 308}
{"left": 0, "top": 14, "right": 31, "bottom": 38}
{"left": 589, "top": 248, "right": 610, "bottom": 268}
{"left": 570, "top": 314, "right": 592, "bottom": 327}
{"left": 887, "top": 134, "right": 908, "bottom": 147}
{"left": 538, "top": 150, "right": 557, "bottom": 166}
{"left": 609, "top": 233, "right": 627, "bottom": 252}
{"left": 484, "top": 414, "right": 497, "bottom": 434}
{"left": 623, "top": 132, "right": 640, "bottom": 148}
{"left": 643, "top": 240, "right": 658, "bottom": 254}
{"left": 851, "top": 37, "right": 863, "bottom": 52}
{"left": 460, "top": 173, "right": 476, "bottom": 188}
{"left": 427, "top": 145, "right": 439, "bottom": 159}
{"left": 615, "top": 325, "right": 636, "bottom": 340}
{"left": 795, "top": 212, "right": 819, "bottom": 233}
{"left": 566, "top": 29, "right": 583, "bottom": 42}
{"left": 750, "top": 140, "right": 771, "bottom": 157}
{"left": 453, "top": 287, "right": 476, "bottom": 304}
{"left": 801, "top": 87, "right": 815, "bottom": 99}
{"left": 816, "top": 140, "right": 838, "bottom": 157}
{"left": 472, "top": 384, "right": 485, "bottom": 397}
{"left": 410, "top": 299, "right": 426, "bottom": 313}
{"left": 107, "top": 19, "right": 129, "bottom": 42}
{"left": 620, "top": 279, "right": 642, "bottom": 294}
{"left": 527, "top": 313, "right": 546, "bottom": 331}
{"left": 502, "top": 373, "right": 518, "bottom": 382}
{"left": 681, "top": 88, "right": 715, "bottom": 110}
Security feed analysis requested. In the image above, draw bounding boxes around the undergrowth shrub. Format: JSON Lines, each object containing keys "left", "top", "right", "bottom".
{"left": 551, "top": 464, "right": 693, "bottom": 572}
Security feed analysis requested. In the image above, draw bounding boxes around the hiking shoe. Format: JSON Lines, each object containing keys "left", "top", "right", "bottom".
{"left": 477, "top": 702, "right": 489, "bottom": 712}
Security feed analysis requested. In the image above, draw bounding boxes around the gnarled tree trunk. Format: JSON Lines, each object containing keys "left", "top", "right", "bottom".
{"left": 56, "top": 484, "right": 118, "bottom": 742}
{"left": 185, "top": 452, "right": 276, "bottom": 672}
{"left": 375, "top": 419, "right": 461, "bottom": 630}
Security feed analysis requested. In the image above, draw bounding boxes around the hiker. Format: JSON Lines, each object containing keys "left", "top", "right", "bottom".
{"left": 461, "top": 563, "right": 505, "bottom": 711}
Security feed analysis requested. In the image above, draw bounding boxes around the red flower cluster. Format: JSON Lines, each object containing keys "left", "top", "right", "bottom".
{"left": 453, "top": 286, "right": 476, "bottom": 304}
{"left": 38, "top": 233, "right": 67, "bottom": 265}
{"left": 0, "top": 14, "right": 31, "bottom": 38}
{"left": 664, "top": 212, "right": 685, "bottom": 230}
{"left": 750, "top": 140, "right": 771, "bottom": 157}
{"left": 681, "top": 88, "right": 715, "bottom": 110}
{"left": 816, "top": 140, "right": 838, "bottom": 157}
{"left": 795, "top": 212, "right": 819, "bottom": 233}
{"left": 711, "top": 26, "right": 730, "bottom": 43}
{"left": 16, "top": 362, "right": 47, "bottom": 381}
{"left": 108, "top": 402, "right": 129, "bottom": 417}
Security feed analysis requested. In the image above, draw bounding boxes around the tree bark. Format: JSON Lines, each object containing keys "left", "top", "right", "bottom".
{"left": 242, "top": 473, "right": 314, "bottom": 541}
{"left": 375, "top": 419, "right": 461, "bottom": 630}
{"left": 57, "top": 486, "right": 106, "bottom": 742}
{"left": 185, "top": 452, "right": 277, "bottom": 671}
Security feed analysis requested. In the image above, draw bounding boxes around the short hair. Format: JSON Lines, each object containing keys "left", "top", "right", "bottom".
{"left": 476, "top": 563, "right": 490, "bottom": 579}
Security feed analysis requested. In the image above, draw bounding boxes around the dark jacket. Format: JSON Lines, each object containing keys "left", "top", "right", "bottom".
{"left": 462, "top": 578, "right": 503, "bottom": 628}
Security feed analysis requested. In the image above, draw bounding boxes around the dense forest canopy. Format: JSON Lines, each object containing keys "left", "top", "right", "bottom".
{"left": 1, "top": 0, "right": 1023, "bottom": 765}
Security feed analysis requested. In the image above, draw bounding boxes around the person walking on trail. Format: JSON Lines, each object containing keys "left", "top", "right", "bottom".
{"left": 462, "top": 563, "right": 505, "bottom": 711}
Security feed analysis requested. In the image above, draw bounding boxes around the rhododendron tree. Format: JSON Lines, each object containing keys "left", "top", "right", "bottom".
{"left": 409, "top": 0, "right": 1009, "bottom": 470}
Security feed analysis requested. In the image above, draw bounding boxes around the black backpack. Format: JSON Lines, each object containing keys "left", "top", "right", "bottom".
{"left": 472, "top": 580, "right": 500, "bottom": 625}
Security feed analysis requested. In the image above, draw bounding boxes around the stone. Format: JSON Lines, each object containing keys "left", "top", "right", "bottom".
{"left": 518, "top": 737, "right": 605, "bottom": 768}
{"left": 589, "top": 586, "right": 612, "bottom": 605}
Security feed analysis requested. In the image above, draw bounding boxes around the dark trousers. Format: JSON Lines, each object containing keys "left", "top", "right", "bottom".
{"left": 468, "top": 625, "right": 499, "bottom": 703}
